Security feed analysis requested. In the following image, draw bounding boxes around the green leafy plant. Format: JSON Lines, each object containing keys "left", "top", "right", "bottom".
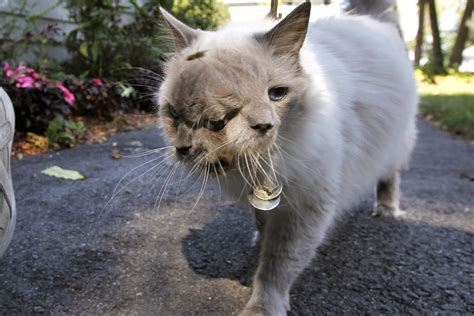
{"left": 171, "top": 0, "right": 230, "bottom": 30}
{"left": 64, "top": 0, "right": 170, "bottom": 78}
{"left": 46, "top": 117, "right": 87, "bottom": 147}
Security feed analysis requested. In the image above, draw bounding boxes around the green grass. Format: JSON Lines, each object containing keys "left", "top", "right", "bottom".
{"left": 417, "top": 71, "right": 474, "bottom": 140}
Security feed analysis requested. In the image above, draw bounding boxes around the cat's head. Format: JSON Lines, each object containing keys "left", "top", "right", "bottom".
{"left": 157, "top": 3, "right": 311, "bottom": 175}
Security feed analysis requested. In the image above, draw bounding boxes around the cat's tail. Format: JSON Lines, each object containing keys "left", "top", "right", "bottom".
{"left": 343, "top": 0, "right": 399, "bottom": 26}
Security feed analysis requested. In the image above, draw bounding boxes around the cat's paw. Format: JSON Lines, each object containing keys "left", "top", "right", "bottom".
{"left": 372, "top": 204, "right": 406, "bottom": 218}
{"left": 240, "top": 304, "right": 268, "bottom": 316}
{"left": 241, "top": 291, "right": 289, "bottom": 316}
{"left": 240, "top": 304, "right": 287, "bottom": 316}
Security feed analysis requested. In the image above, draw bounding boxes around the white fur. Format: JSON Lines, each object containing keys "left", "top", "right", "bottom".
{"left": 159, "top": 4, "right": 418, "bottom": 314}
{"left": 197, "top": 13, "right": 418, "bottom": 215}
{"left": 230, "top": 11, "right": 416, "bottom": 315}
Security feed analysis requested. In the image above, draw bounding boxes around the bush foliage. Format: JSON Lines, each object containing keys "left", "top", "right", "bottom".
{"left": 0, "top": 0, "right": 231, "bottom": 149}
{"left": 171, "top": 0, "right": 230, "bottom": 30}
{"left": 64, "top": 0, "right": 169, "bottom": 78}
{"left": 1, "top": 63, "right": 123, "bottom": 138}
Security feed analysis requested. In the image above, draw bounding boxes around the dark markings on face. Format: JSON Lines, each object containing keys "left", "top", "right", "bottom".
{"left": 167, "top": 103, "right": 240, "bottom": 132}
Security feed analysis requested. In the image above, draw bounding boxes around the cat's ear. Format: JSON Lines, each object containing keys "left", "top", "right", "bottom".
{"left": 160, "top": 8, "right": 199, "bottom": 51}
{"left": 258, "top": 2, "right": 311, "bottom": 59}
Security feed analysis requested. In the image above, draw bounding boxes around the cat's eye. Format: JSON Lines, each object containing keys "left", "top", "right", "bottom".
{"left": 207, "top": 119, "right": 226, "bottom": 132}
{"left": 268, "top": 87, "right": 289, "bottom": 101}
{"left": 168, "top": 104, "right": 180, "bottom": 119}
{"left": 204, "top": 109, "right": 240, "bottom": 132}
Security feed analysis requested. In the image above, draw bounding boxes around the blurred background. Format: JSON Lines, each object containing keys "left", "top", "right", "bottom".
{"left": 0, "top": 0, "right": 473, "bottom": 158}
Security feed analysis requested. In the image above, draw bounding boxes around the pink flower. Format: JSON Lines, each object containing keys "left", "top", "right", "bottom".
{"left": 64, "top": 93, "right": 75, "bottom": 105}
{"left": 2, "top": 63, "right": 13, "bottom": 78}
{"left": 91, "top": 78, "right": 103, "bottom": 86}
{"left": 56, "top": 82, "right": 75, "bottom": 105}
{"left": 15, "top": 64, "right": 27, "bottom": 74}
{"left": 15, "top": 75, "right": 34, "bottom": 88}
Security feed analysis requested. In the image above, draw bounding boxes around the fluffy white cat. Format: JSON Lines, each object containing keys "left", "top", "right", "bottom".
{"left": 157, "top": 1, "right": 417, "bottom": 314}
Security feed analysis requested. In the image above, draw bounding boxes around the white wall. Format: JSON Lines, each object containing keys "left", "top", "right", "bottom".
{"left": 0, "top": 0, "right": 138, "bottom": 62}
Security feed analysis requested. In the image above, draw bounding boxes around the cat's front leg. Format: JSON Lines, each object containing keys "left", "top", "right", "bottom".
{"left": 242, "top": 204, "right": 335, "bottom": 316}
{"left": 251, "top": 208, "right": 268, "bottom": 247}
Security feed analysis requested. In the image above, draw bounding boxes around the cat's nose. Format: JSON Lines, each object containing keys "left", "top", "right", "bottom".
{"left": 176, "top": 145, "right": 192, "bottom": 156}
{"left": 251, "top": 123, "right": 273, "bottom": 134}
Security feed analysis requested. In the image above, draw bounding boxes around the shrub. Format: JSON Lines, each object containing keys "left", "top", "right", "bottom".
{"left": 171, "top": 0, "right": 231, "bottom": 30}
{"left": 46, "top": 116, "right": 86, "bottom": 148}
{"left": 0, "top": 62, "right": 124, "bottom": 136}
{"left": 1, "top": 63, "right": 76, "bottom": 133}
{"left": 64, "top": 0, "right": 170, "bottom": 78}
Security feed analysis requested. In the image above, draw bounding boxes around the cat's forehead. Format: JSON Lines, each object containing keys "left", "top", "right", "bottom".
{"left": 164, "top": 48, "right": 267, "bottom": 105}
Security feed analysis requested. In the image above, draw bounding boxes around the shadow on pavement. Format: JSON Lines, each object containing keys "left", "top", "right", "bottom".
{"left": 182, "top": 202, "right": 259, "bottom": 287}
{"left": 181, "top": 200, "right": 474, "bottom": 314}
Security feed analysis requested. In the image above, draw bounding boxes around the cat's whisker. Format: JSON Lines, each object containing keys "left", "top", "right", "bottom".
{"left": 213, "top": 164, "right": 223, "bottom": 202}
{"left": 116, "top": 154, "right": 175, "bottom": 198}
{"left": 272, "top": 143, "right": 291, "bottom": 186}
{"left": 155, "top": 160, "right": 181, "bottom": 211}
{"left": 260, "top": 148, "right": 287, "bottom": 181}
{"left": 144, "top": 156, "right": 178, "bottom": 198}
{"left": 115, "top": 66, "right": 163, "bottom": 78}
{"left": 127, "top": 66, "right": 164, "bottom": 80}
{"left": 281, "top": 191, "right": 299, "bottom": 213}
{"left": 101, "top": 152, "right": 175, "bottom": 215}
{"left": 244, "top": 153, "right": 258, "bottom": 189}
{"left": 120, "top": 93, "right": 158, "bottom": 108}
{"left": 111, "top": 151, "right": 173, "bottom": 199}
{"left": 122, "top": 146, "right": 173, "bottom": 158}
{"left": 183, "top": 152, "right": 207, "bottom": 183}
{"left": 197, "top": 163, "right": 211, "bottom": 206}
{"left": 250, "top": 151, "right": 275, "bottom": 188}
{"left": 216, "top": 158, "right": 227, "bottom": 177}
{"left": 183, "top": 164, "right": 207, "bottom": 219}
{"left": 237, "top": 155, "right": 254, "bottom": 190}
{"left": 114, "top": 80, "right": 161, "bottom": 90}
{"left": 173, "top": 166, "right": 186, "bottom": 207}
{"left": 267, "top": 147, "right": 278, "bottom": 181}
{"left": 237, "top": 179, "right": 249, "bottom": 202}
{"left": 187, "top": 162, "right": 210, "bottom": 219}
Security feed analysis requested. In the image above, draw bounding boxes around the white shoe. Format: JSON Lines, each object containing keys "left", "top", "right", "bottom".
{"left": 0, "top": 87, "right": 16, "bottom": 259}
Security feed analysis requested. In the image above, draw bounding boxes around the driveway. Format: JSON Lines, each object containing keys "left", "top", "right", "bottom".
{"left": 0, "top": 119, "right": 473, "bottom": 314}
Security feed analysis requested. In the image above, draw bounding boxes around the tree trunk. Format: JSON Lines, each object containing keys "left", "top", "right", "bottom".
{"left": 269, "top": 0, "right": 278, "bottom": 19}
{"left": 414, "top": 0, "right": 426, "bottom": 67}
{"left": 449, "top": 0, "right": 474, "bottom": 69}
{"left": 427, "top": 0, "right": 445, "bottom": 73}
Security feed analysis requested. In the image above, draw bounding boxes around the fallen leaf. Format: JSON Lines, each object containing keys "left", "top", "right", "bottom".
{"left": 112, "top": 149, "right": 122, "bottom": 159}
{"left": 13, "top": 132, "right": 48, "bottom": 157}
{"left": 41, "top": 166, "right": 85, "bottom": 180}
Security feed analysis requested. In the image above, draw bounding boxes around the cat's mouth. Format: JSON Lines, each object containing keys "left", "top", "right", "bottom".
{"left": 208, "top": 158, "right": 231, "bottom": 175}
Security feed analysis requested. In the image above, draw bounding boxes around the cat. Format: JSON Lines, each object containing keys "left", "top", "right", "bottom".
{"left": 156, "top": 0, "right": 417, "bottom": 314}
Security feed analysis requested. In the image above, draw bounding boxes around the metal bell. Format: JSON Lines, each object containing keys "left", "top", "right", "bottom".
{"left": 248, "top": 182, "right": 283, "bottom": 211}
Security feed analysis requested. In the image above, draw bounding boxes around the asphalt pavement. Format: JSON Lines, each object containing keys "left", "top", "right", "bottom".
{"left": 0, "top": 119, "right": 473, "bottom": 315}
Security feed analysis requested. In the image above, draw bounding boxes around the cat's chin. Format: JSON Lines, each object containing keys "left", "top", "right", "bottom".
{"left": 181, "top": 157, "right": 233, "bottom": 177}
{"left": 209, "top": 158, "right": 232, "bottom": 176}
